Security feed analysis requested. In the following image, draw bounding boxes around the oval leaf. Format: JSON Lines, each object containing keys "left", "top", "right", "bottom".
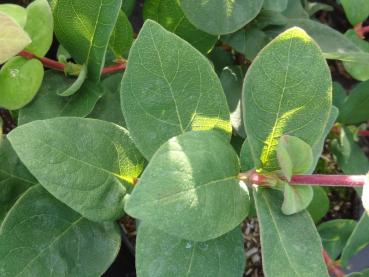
{"left": 8, "top": 117, "right": 145, "bottom": 221}
{"left": 0, "top": 4, "right": 27, "bottom": 27}
{"left": 121, "top": 20, "right": 231, "bottom": 160}
{"left": 125, "top": 131, "right": 250, "bottom": 241}
{"left": 0, "top": 185, "right": 121, "bottom": 276}
{"left": 282, "top": 183, "right": 313, "bottom": 215}
{"left": 243, "top": 27, "right": 331, "bottom": 172}
{"left": 136, "top": 223, "right": 245, "bottom": 276}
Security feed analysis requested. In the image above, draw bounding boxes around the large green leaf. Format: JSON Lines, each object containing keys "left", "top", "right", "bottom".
{"left": 8, "top": 117, "right": 145, "bottom": 221}
{"left": 23, "top": 0, "right": 53, "bottom": 57}
{"left": 143, "top": 0, "right": 217, "bottom": 53}
{"left": 243, "top": 27, "right": 331, "bottom": 171}
{"left": 109, "top": 10, "right": 133, "bottom": 58}
{"left": 341, "top": 214, "right": 369, "bottom": 267}
{"left": 121, "top": 20, "right": 231, "bottom": 160}
{"left": 318, "top": 219, "right": 357, "bottom": 260}
{"left": 0, "top": 12, "right": 31, "bottom": 65}
{"left": 125, "top": 131, "right": 249, "bottom": 241}
{"left": 341, "top": 0, "right": 369, "bottom": 26}
{"left": 178, "top": 0, "right": 263, "bottom": 35}
{"left": 0, "top": 56, "right": 44, "bottom": 110}
{"left": 50, "top": 0, "right": 122, "bottom": 80}
{"left": 0, "top": 4, "right": 27, "bottom": 27}
{"left": 0, "top": 185, "right": 121, "bottom": 276}
{"left": 18, "top": 71, "right": 104, "bottom": 124}
{"left": 136, "top": 223, "right": 245, "bottom": 276}
{"left": 0, "top": 139, "right": 36, "bottom": 223}
{"left": 254, "top": 188, "right": 329, "bottom": 277}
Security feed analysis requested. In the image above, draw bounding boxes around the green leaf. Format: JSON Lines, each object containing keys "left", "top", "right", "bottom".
{"left": 122, "top": 0, "right": 136, "bottom": 17}
{"left": 0, "top": 56, "right": 44, "bottom": 110}
{"left": 341, "top": 0, "right": 369, "bottom": 26}
{"left": 136, "top": 223, "right": 245, "bottom": 276}
{"left": 18, "top": 71, "right": 104, "bottom": 125}
{"left": 341, "top": 213, "right": 369, "bottom": 267}
{"left": 339, "top": 81, "right": 369, "bottom": 125}
{"left": 263, "top": 0, "right": 288, "bottom": 12}
{"left": 178, "top": 0, "right": 263, "bottom": 35}
{"left": 143, "top": 0, "right": 217, "bottom": 53}
{"left": 254, "top": 188, "right": 329, "bottom": 277}
{"left": 307, "top": 186, "right": 329, "bottom": 223}
{"left": 121, "top": 20, "right": 231, "bottom": 160}
{"left": 243, "top": 27, "right": 332, "bottom": 172}
{"left": 109, "top": 10, "right": 133, "bottom": 58}
{"left": 0, "top": 12, "right": 31, "bottom": 65}
{"left": 0, "top": 4, "right": 27, "bottom": 27}
{"left": 0, "top": 185, "right": 121, "bottom": 276}
{"left": 23, "top": 0, "right": 53, "bottom": 57}
{"left": 208, "top": 46, "right": 233, "bottom": 75}
{"left": 125, "top": 131, "right": 250, "bottom": 241}
{"left": 277, "top": 135, "right": 313, "bottom": 180}
{"left": 318, "top": 219, "right": 357, "bottom": 260}
{"left": 254, "top": 10, "right": 288, "bottom": 29}
{"left": 89, "top": 72, "right": 126, "bottom": 126}
{"left": 343, "top": 30, "right": 369, "bottom": 81}
{"left": 282, "top": 183, "right": 313, "bottom": 215}
{"left": 240, "top": 138, "right": 255, "bottom": 172}
{"left": 0, "top": 138, "right": 36, "bottom": 223}
{"left": 50, "top": 0, "right": 122, "bottom": 80}
{"left": 282, "top": 0, "right": 309, "bottom": 19}
{"left": 57, "top": 64, "right": 87, "bottom": 96}
{"left": 305, "top": 2, "right": 333, "bottom": 16}
{"left": 8, "top": 117, "right": 145, "bottom": 221}
{"left": 220, "top": 66, "right": 246, "bottom": 137}
{"left": 332, "top": 82, "right": 347, "bottom": 110}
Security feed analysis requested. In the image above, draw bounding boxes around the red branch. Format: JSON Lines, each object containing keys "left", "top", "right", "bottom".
{"left": 358, "top": 130, "right": 369, "bottom": 136}
{"left": 239, "top": 171, "right": 367, "bottom": 187}
{"left": 322, "top": 250, "right": 345, "bottom": 277}
{"left": 354, "top": 23, "right": 369, "bottom": 38}
{"left": 18, "top": 50, "right": 126, "bottom": 75}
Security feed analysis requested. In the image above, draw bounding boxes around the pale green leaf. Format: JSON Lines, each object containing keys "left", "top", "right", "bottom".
{"left": 8, "top": 117, "right": 145, "bottom": 221}
{"left": 254, "top": 188, "right": 329, "bottom": 277}
{"left": 178, "top": 0, "right": 263, "bottom": 35}
{"left": 0, "top": 12, "right": 31, "bottom": 65}
{"left": 307, "top": 186, "right": 329, "bottom": 223}
{"left": 282, "top": 183, "right": 313, "bottom": 215}
{"left": 263, "top": 0, "right": 288, "bottom": 12}
{"left": 18, "top": 70, "right": 104, "bottom": 125}
{"left": 0, "top": 4, "right": 27, "bottom": 27}
{"left": 341, "top": 0, "right": 369, "bottom": 26}
{"left": 136, "top": 223, "right": 245, "bottom": 277}
{"left": 243, "top": 27, "right": 332, "bottom": 172}
{"left": 57, "top": 64, "right": 87, "bottom": 96}
{"left": 341, "top": 213, "right": 369, "bottom": 267}
{"left": 109, "top": 10, "right": 133, "bottom": 58}
{"left": 318, "top": 219, "right": 357, "bottom": 260}
{"left": 143, "top": 0, "right": 217, "bottom": 53}
{"left": 125, "top": 131, "right": 250, "bottom": 241}
{"left": 0, "top": 185, "right": 121, "bottom": 276}
{"left": 24, "top": 0, "right": 53, "bottom": 57}
{"left": 121, "top": 20, "right": 231, "bottom": 160}
{"left": 50, "top": 0, "right": 122, "bottom": 80}
{"left": 0, "top": 56, "right": 44, "bottom": 110}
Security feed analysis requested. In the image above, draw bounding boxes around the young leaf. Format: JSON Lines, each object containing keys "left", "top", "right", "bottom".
{"left": 136, "top": 223, "right": 245, "bottom": 276}
{"left": 263, "top": 0, "right": 288, "bottom": 12}
{"left": 254, "top": 188, "right": 329, "bottom": 277}
{"left": 125, "top": 131, "right": 250, "bottom": 241}
{"left": 0, "top": 139, "right": 36, "bottom": 223}
{"left": 0, "top": 185, "right": 121, "bottom": 276}
{"left": 307, "top": 186, "right": 329, "bottom": 223}
{"left": 0, "top": 12, "right": 31, "bottom": 65}
{"left": 318, "top": 219, "right": 357, "bottom": 260}
{"left": 341, "top": 213, "right": 369, "bottom": 267}
{"left": 282, "top": 183, "right": 313, "bottom": 215}
{"left": 0, "top": 4, "right": 27, "bottom": 27}
{"left": 178, "top": 0, "right": 263, "bottom": 35}
{"left": 8, "top": 117, "right": 145, "bottom": 221}
{"left": 121, "top": 20, "right": 231, "bottom": 160}
{"left": 57, "top": 64, "right": 87, "bottom": 96}
{"left": 18, "top": 71, "right": 104, "bottom": 125}
{"left": 341, "top": 0, "right": 369, "bottom": 26}
{"left": 23, "top": 0, "right": 53, "bottom": 57}
{"left": 109, "top": 10, "right": 133, "bottom": 58}
{"left": 0, "top": 56, "right": 44, "bottom": 110}
{"left": 50, "top": 0, "right": 122, "bottom": 80}
{"left": 143, "top": 0, "right": 217, "bottom": 53}
{"left": 243, "top": 27, "right": 331, "bottom": 172}
{"left": 277, "top": 135, "right": 313, "bottom": 180}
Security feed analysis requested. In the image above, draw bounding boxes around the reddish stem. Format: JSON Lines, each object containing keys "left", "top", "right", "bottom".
{"left": 239, "top": 171, "right": 367, "bottom": 187}
{"left": 322, "top": 250, "right": 345, "bottom": 277}
{"left": 358, "top": 130, "right": 369, "bottom": 136}
{"left": 354, "top": 23, "right": 369, "bottom": 38}
{"left": 18, "top": 50, "right": 126, "bottom": 75}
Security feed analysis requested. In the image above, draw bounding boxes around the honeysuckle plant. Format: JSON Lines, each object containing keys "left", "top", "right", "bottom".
{"left": 1, "top": 0, "right": 369, "bottom": 276}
